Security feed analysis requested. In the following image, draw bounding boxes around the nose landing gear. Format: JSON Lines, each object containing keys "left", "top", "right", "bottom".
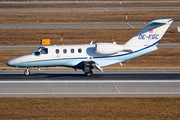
{"left": 24, "top": 69, "right": 30, "bottom": 76}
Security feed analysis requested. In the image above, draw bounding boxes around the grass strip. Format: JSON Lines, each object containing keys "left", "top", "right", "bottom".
{"left": 0, "top": 98, "right": 179, "bottom": 119}
{"left": 0, "top": 28, "right": 179, "bottom": 46}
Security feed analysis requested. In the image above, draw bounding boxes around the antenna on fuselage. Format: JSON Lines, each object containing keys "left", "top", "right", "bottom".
{"left": 112, "top": 38, "right": 114, "bottom": 43}
{"left": 90, "top": 41, "right": 93, "bottom": 44}
{"left": 112, "top": 38, "right": 116, "bottom": 44}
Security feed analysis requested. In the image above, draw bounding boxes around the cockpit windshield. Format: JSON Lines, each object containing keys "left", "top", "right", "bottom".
{"left": 34, "top": 47, "right": 48, "bottom": 55}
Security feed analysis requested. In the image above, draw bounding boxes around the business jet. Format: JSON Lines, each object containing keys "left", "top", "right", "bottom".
{"left": 6, "top": 18, "right": 173, "bottom": 76}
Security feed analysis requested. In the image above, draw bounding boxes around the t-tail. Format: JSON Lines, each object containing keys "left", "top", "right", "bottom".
{"left": 125, "top": 18, "right": 173, "bottom": 47}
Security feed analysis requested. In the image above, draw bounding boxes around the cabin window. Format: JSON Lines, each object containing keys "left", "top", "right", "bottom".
{"left": 78, "top": 48, "right": 82, "bottom": 53}
{"left": 71, "top": 49, "right": 74, "bottom": 53}
{"left": 55, "top": 49, "right": 59, "bottom": 54}
{"left": 63, "top": 49, "right": 67, "bottom": 54}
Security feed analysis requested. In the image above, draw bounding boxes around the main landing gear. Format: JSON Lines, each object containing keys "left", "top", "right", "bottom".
{"left": 24, "top": 69, "right": 30, "bottom": 76}
{"left": 75, "top": 61, "right": 95, "bottom": 76}
{"left": 85, "top": 70, "right": 93, "bottom": 76}
{"left": 83, "top": 62, "right": 94, "bottom": 77}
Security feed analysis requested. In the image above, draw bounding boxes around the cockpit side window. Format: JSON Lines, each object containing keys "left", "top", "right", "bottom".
{"left": 34, "top": 47, "right": 44, "bottom": 55}
{"left": 34, "top": 47, "right": 48, "bottom": 55}
{"left": 41, "top": 48, "right": 48, "bottom": 54}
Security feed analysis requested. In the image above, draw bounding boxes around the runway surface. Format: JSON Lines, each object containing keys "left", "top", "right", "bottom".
{"left": 0, "top": 7, "right": 180, "bottom": 12}
{"left": 0, "top": 44, "right": 180, "bottom": 50}
{"left": 0, "top": 22, "right": 179, "bottom": 29}
{"left": 0, "top": 70, "right": 180, "bottom": 97}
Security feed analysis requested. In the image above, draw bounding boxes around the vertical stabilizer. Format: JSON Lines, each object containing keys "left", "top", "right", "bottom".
{"left": 125, "top": 18, "right": 173, "bottom": 46}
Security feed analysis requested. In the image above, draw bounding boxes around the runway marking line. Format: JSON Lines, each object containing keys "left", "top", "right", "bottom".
{"left": 118, "top": 8, "right": 124, "bottom": 11}
{"left": 0, "top": 93, "right": 180, "bottom": 95}
{"left": 126, "top": 23, "right": 134, "bottom": 28}
{"left": 103, "top": 8, "right": 108, "bottom": 11}
{"left": 0, "top": 80, "right": 180, "bottom": 83}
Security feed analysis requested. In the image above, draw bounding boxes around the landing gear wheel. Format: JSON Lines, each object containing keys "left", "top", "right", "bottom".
{"left": 85, "top": 70, "right": 93, "bottom": 76}
{"left": 24, "top": 69, "right": 30, "bottom": 76}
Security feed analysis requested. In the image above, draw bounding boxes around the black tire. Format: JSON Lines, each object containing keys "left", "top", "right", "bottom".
{"left": 85, "top": 70, "right": 93, "bottom": 76}
{"left": 24, "top": 69, "right": 30, "bottom": 76}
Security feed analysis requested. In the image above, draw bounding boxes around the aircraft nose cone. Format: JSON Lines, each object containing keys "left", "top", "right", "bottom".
{"left": 6, "top": 58, "right": 19, "bottom": 67}
{"left": 6, "top": 55, "right": 31, "bottom": 67}
{"left": 6, "top": 60, "right": 13, "bottom": 66}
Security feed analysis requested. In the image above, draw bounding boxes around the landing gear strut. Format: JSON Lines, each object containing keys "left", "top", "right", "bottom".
{"left": 24, "top": 69, "right": 30, "bottom": 76}
{"left": 83, "top": 62, "right": 94, "bottom": 76}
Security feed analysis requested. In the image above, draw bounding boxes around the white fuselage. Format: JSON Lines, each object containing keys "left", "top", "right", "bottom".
{"left": 6, "top": 43, "right": 158, "bottom": 68}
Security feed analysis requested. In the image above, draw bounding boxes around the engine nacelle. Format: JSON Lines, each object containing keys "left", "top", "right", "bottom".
{"left": 95, "top": 43, "right": 123, "bottom": 55}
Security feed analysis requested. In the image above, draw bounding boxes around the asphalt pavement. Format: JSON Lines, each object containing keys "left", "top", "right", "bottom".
{"left": 0, "top": 70, "right": 180, "bottom": 97}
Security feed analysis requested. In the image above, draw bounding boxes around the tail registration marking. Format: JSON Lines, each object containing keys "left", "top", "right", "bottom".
{"left": 138, "top": 34, "right": 159, "bottom": 40}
